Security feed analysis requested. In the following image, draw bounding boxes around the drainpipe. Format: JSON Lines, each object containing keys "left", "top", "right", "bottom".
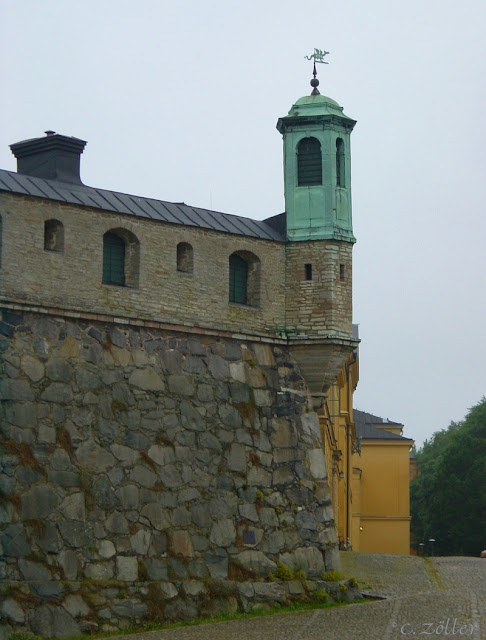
{"left": 346, "top": 424, "right": 350, "bottom": 541}
{"left": 345, "top": 364, "right": 351, "bottom": 543}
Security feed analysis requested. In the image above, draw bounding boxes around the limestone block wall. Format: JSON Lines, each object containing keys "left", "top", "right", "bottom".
{"left": 0, "top": 308, "right": 340, "bottom": 637}
{"left": 285, "top": 240, "right": 353, "bottom": 336}
{"left": 0, "top": 193, "right": 285, "bottom": 337}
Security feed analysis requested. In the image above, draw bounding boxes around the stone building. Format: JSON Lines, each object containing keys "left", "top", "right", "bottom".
{"left": 0, "top": 76, "right": 360, "bottom": 636}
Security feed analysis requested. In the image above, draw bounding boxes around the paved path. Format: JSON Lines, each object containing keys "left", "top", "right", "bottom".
{"left": 109, "top": 554, "right": 486, "bottom": 640}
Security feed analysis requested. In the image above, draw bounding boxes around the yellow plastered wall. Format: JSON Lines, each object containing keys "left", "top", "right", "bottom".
{"left": 356, "top": 441, "right": 411, "bottom": 554}
{"left": 321, "top": 352, "right": 358, "bottom": 546}
{"left": 351, "top": 467, "right": 362, "bottom": 551}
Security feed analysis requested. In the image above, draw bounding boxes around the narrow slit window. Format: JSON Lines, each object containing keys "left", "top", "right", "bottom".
{"left": 340, "top": 264, "right": 345, "bottom": 281}
{"left": 336, "top": 138, "right": 345, "bottom": 187}
{"left": 44, "top": 219, "right": 64, "bottom": 252}
{"left": 177, "top": 242, "right": 193, "bottom": 273}
{"left": 305, "top": 264, "right": 313, "bottom": 281}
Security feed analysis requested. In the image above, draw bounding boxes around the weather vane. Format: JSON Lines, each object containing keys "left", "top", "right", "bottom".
{"left": 304, "top": 48, "right": 330, "bottom": 94}
{"left": 305, "top": 48, "right": 330, "bottom": 64}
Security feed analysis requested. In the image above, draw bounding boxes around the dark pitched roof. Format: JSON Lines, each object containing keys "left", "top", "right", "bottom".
{"left": 354, "top": 409, "right": 403, "bottom": 427}
{"left": 356, "top": 422, "right": 413, "bottom": 441}
{"left": 354, "top": 409, "right": 413, "bottom": 442}
{"left": 0, "top": 169, "right": 286, "bottom": 242}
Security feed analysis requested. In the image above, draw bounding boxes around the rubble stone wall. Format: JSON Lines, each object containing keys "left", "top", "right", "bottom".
{"left": 0, "top": 308, "right": 340, "bottom": 638}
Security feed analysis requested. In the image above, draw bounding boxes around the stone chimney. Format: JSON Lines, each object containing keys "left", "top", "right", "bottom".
{"left": 10, "top": 131, "right": 87, "bottom": 184}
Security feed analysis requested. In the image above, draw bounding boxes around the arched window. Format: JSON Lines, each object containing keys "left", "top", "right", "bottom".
{"left": 229, "top": 251, "right": 261, "bottom": 307}
{"left": 229, "top": 254, "right": 248, "bottom": 304}
{"left": 103, "top": 232, "right": 125, "bottom": 286}
{"left": 177, "top": 242, "right": 193, "bottom": 273}
{"left": 336, "top": 138, "right": 345, "bottom": 187}
{"left": 297, "top": 137, "right": 322, "bottom": 186}
{"left": 44, "top": 219, "right": 64, "bottom": 252}
{"left": 102, "top": 228, "right": 140, "bottom": 288}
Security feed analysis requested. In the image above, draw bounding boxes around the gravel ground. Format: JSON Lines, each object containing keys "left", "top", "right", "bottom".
{"left": 108, "top": 553, "right": 486, "bottom": 640}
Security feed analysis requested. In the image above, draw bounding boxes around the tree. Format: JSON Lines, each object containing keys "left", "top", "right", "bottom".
{"left": 411, "top": 398, "right": 486, "bottom": 556}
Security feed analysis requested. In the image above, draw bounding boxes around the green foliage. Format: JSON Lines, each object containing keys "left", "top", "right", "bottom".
{"left": 311, "top": 588, "right": 328, "bottom": 603}
{"left": 294, "top": 569, "right": 307, "bottom": 581}
{"left": 411, "top": 397, "right": 486, "bottom": 556}
{"left": 276, "top": 561, "right": 294, "bottom": 581}
{"left": 321, "top": 570, "right": 344, "bottom": 582}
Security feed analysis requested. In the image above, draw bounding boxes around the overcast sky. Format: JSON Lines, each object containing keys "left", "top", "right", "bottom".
{"left": 1, "top": 0, "right": 485, "bottom": 447}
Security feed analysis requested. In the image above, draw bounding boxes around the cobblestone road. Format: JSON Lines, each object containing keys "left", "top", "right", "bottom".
{"left": 111, "top": 554, "right": 486, "bottom": 640}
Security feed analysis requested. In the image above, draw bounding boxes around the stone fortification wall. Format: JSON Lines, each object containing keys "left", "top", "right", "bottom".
{"left": 0, "top": 308, "right": 340, "bottom": 637}
{"left": 0, "top": 193, "right": 285, "bottom": 337}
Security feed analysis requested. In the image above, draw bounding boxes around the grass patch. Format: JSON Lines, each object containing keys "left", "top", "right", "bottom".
{"left": 423, "top": 557, "right": 445, "bottom": 590}
{"left": 276, "top": 561, "right": 294, "bottom": 581}
{"left": 321, "top": 569, "right": 345, "bottom": 582}
{"left": 64, "top": 598, "right": 352, "bottom": 640}
{"left": 311, "top": 588, "right": 329, "bottom": 603}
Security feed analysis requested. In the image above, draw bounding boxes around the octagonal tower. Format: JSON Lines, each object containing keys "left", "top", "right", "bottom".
{"left": 278, "top": 79, "right": 358, "bottom": 393}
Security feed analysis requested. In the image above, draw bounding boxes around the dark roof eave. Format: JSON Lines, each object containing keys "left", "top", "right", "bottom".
{"left": 0, "top": 169, "right": 286, "bottom": 243}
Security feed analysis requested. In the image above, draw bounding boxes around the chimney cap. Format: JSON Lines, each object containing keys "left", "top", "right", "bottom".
{"left": 10, "top": 132, "right": 87, "bottom": 158}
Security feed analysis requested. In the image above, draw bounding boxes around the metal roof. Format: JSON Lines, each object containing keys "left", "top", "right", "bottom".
{"left": 354, "top": 409, "right": 413, "bottom": 442}
{"left": 355, "top": 422, "right": 413, "bottom": 442}
{"left": 0, "top": 169, "right": 286, "bottom": 242}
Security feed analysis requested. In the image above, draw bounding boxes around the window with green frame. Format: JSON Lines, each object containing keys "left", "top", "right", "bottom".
{"left": 229, "top": 253, "right": 248, "bottom": 304}
{"left": 103, "top": 231, "right": 125, "bottom": 286}
{"left": 297, "top": 137, "right": 322, "bottom": 186}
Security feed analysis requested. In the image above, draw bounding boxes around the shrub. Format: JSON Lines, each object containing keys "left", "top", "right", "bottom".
{"left": 276, "top": 562, "right": 294, "bottom": 581}
{"left": 321, "top": 569, "right": 344, "bottom": 582}
{"left": 312, "top": 588, "right": 328, "bottom": 603}
{"left": 294, "top": 569, "right": 307, "bottom": 581}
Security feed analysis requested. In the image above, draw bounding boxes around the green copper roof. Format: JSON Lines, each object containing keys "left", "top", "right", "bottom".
{"left": 287, "top": 93, "right": 354, "bottom": 121}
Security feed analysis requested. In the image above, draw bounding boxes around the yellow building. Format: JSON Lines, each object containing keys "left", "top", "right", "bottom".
{"left": 320, "top": 339, "right": 359, "bottom": 549}
{"left": 319, "top": 344, "right": 414, "bottom": 555}
{"left": 351, "top": 410, "right": 414, "bottom": 554}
